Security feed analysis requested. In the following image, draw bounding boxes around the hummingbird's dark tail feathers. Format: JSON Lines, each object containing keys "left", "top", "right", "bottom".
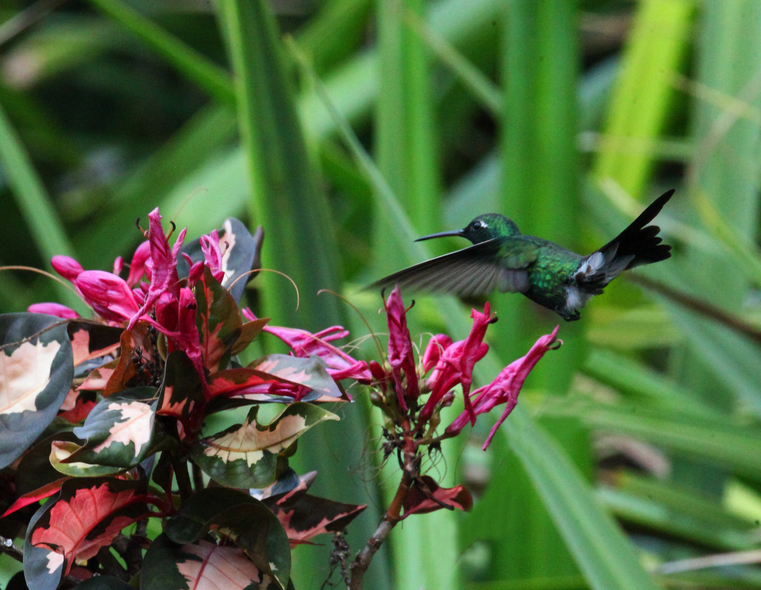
{"left": 575, "top": 189, "right": 674, "bottom": 292}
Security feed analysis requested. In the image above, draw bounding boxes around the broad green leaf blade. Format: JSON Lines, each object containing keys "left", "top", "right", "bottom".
{"left": 217, "top": 0, "right": 342, "bottom": 331}
{"left": 0, "top": 104, "right": 77, "bottom": 307}
{"left": 191, "top": 403, "right": 338, "bottom": 488}
{"left": 0, "top": 313, "right": 74, "bottom": 469}
{"left": 503, "top": 407, "right": 663, "bottom": 590}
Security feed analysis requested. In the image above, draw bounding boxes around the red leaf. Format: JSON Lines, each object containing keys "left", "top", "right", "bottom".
{"left": 402, "top": 476, "right": 473, "bottom": 518}
{"left": 28, "top": 479, "right": 152, "bottom": 580}
{"left": 2, "top": 478, "right": 68, "bottom": 518}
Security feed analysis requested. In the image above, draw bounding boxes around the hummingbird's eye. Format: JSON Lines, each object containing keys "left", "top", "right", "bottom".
{"left": 472, "top": 220, "right": 485, "bottom": 231}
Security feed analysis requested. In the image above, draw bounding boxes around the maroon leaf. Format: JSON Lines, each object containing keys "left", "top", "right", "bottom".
{"left": 402, "top": 475, "right": 473, "bottom": 518}
{"left": 261, "top": 471, "right": 366, "bottom": 546}
{"left": 57, "top": 389, "right": 97, "bottom": 423}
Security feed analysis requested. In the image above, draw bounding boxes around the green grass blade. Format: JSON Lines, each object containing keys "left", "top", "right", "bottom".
{"left": 0, "top": 101, "right": 78, "bottom": 307}
{"left": 85, "top": 0, "right": 234, "bottom": 105}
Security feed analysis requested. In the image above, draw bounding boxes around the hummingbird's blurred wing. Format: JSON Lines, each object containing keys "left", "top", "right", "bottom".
{"left": 366, "top": 238, "right": 538, "bottom": 297}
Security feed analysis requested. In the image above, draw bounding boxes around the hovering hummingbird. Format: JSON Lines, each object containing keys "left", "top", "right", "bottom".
{"left": 367, "top": 190, "right": 674, "bottom": 321}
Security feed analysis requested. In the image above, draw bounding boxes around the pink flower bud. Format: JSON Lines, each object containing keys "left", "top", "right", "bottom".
{"left": 27, "top": 302, "right": 80, "bottom": 319}
{"left": 51, "top": 255, "right": 84, "bottom": 282}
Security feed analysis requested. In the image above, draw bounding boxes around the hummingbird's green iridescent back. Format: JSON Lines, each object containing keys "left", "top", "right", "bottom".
{"left": 367, "top": 190, "right": 674, "bottom": 321}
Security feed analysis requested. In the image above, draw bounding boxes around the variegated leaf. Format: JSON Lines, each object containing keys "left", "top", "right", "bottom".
{"left": 258, "top": 470, "right": 367, "bottom": 546}
{"left": 191, "top": 403, "right": 338, "bottom": 488}
{"left": 66, "top": 321, "right": 122, "bottom": 367}
{"left": 271, "top": 493, "right": 367, "bottom": 547}
{"left": 24, "top": 478, "right": 151, "bottom": 590}
{"left": 157, "top": 351, "right": 205, "bottom": 421}
{"left": 142, "top": 534, "right": 279, "bottom": 590}
{"left": 57, "top": 388, "right": 97, "bottom": 423}
{"left": 250, "top": 354, "right": 346, "bottom": 401}
{"left": 103, "top": 330, "right": 137, "bottom": 398}
{"left": 49, "top": 441, "right": 125, "bottom": 477}
{"left": 60, "top": 388, "right": 157, "bottom": 468}
{"left": 165, "top": 487, "right": 290, "bottom": 588}
{"left": 0, "top": 313, "right": 74, "bottom": 469}
{"left": 196, "top": 266, "right": 243, "bottom": 373}
{"left": 207, "top": 366, "right": 284, "bottom": 399}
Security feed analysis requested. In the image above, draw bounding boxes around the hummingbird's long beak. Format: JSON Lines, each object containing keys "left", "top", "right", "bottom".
{"left": 414, "top": 228, "right": 465, "bottom": 242}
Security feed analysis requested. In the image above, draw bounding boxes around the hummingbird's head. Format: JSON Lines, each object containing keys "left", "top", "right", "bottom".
{"left": 416, "top": 214, "right": 520, "bottom": 245}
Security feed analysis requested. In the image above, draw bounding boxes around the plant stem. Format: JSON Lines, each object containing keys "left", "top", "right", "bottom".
{"left": 349, "top": 418, "right": 417, "bottom": 589}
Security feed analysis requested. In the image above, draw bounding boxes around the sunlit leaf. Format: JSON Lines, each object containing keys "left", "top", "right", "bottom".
{"left": 191, "top": 403, "right": 338, "bottom": 488}
{"left": 0, "top": 313, "right": 74, "bottom": 469}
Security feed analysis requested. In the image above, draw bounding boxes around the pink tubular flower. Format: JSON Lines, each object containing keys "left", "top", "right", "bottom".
{"left": 75, "top": 271, "right": 141, "bottom": 323}
{"left": 126, "top": 240, "right": 151, "bottom": 287}
{"left": 420, "top": 303, "right": 496, "bottom": 426}
{"left": 127, "top": 208, "right": 186, "bottom": 330}
{"left": 446, "top": 325, "right": 561, "bottom": 449}
{"left": 384, "top": 287, "right": 418, "bottom": 410}
{"left": 242, "top": 308, "right": 371, "bottom": 384}
{"left": 200, "top": 230, "right": 225, "bottom": 284}
{"left": 28, "top": 302, "right": 80, "bottom": 319}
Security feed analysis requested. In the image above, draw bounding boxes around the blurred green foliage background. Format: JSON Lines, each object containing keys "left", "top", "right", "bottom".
{"left": 3, "top": 0, "right": 761, "bottom": 588}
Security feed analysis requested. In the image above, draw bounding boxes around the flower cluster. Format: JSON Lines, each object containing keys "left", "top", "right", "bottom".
{"left": 29, "top": 208, "right": 224, "bottom": 391}
{"left": 370, "top": 287, "right": 560, "bottom": 449}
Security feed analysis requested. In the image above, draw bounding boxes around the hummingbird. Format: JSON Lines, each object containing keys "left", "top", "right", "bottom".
{"left": 367, "top": 190, "right": 674, "bottom": 321}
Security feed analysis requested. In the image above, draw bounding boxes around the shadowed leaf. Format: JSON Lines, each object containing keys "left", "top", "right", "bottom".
{"left": 157, "top": 350, "right": 205, "bottom": 421}
{"left": 165, "top": 487, "right": 290, "bottom": 587}
{"left": 142, "top": 534, "right": 279, "bottom": 590}
{"left": 66, "top": 321, "right": 122, "bottom": 367}
{"left": 402, "top": 475, "right": 473, "bottom": 517}
{"left": 0, "top": 313, "right": 74, "bottom": 469}
{"left": 178, "top": 218, "right": 264, "bottom": 304}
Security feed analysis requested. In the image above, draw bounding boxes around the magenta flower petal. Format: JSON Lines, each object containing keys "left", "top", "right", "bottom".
{"left": 446, "top": 326, "right": 561, "bottom": 449}
{"left": 127, "top": 208, "right": 186, "bottom": 330}
{"left": 28, "top": 302, "right": 80, "bottom": 319}
{"left": 422, "top": 334, "right": 453, "bottom": 374}
{"left": 51, "top": 255, "right": 84, "bottom": 282}
{"left": 420, "top": 303, "right": 495, "bottom": 424}
{"left": 384, "top": 287, "right": 418, "bottom": 409}
{"left": 75, "top": 270, "right": 141, "bottom": 323}
{"left": 126, "top": 240, "right": 151, "bottom": 287}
